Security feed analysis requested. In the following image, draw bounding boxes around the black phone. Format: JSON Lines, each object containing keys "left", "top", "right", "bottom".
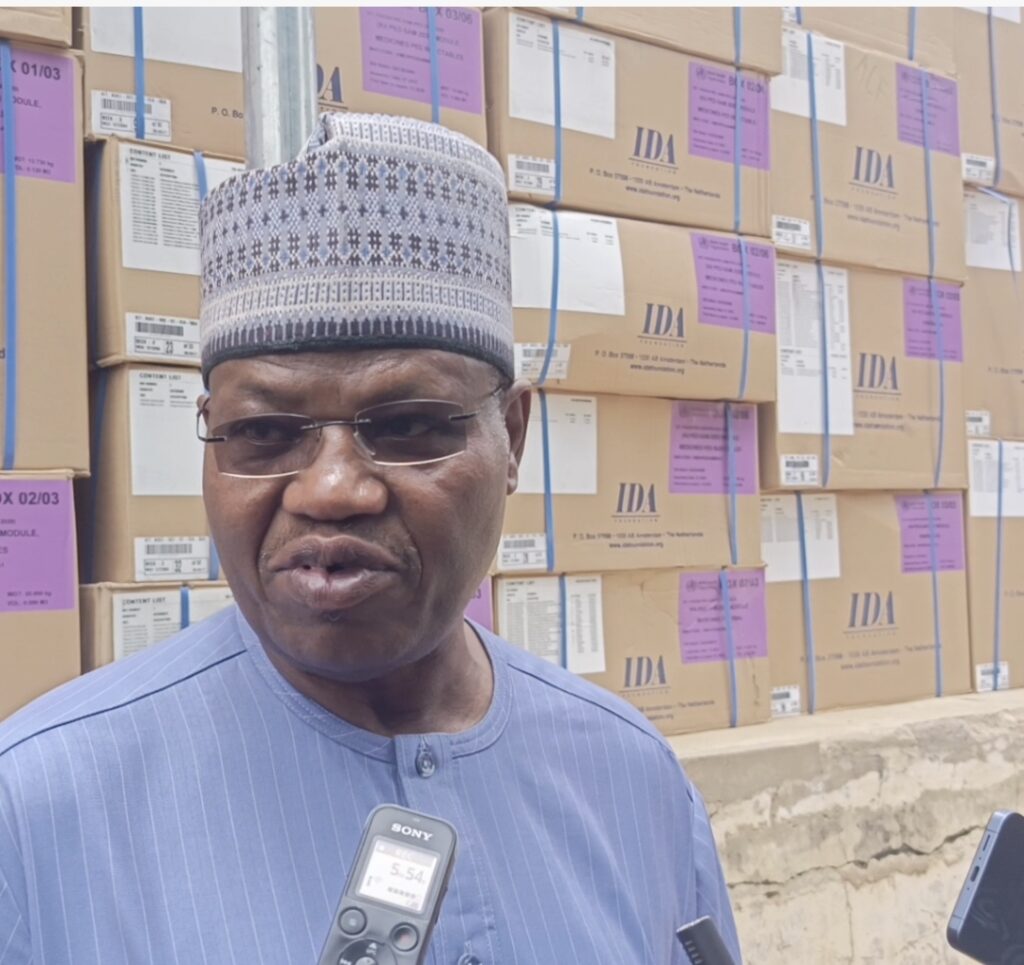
{"left": 947, "top": 810, "right": 1024, "bottom": 964}
{"left": 676, "top": 916, "right": 737, "bottom": 965}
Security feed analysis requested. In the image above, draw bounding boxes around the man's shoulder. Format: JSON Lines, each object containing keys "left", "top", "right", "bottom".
{"left": 0, "top": 606, "right": 246, "bottom": 761}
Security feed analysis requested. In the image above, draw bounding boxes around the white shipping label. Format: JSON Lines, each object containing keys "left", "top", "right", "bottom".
{"left": 188, "top": 586, "right": 235, "bottom": 623}
{"left": 91, "top": 90, "right": 171, "bottom": 142}
{"left": 515, "top": 343, "right": 571, "bottom": 381}
{"left": 510, "top": 206, "right": 626, "bottom": 315}
{"left": 965, "top": 190, "right": 1022, "bottom": 272}
{"left": 497, "top": 575, "right": 606, "bottom": 674}
{"left": 508, "top": 13, "right": 616, "bottom": 139}
{"left": 968, "top": 440, "right": 1024, "bottom": 517}
{"left": 519, "top": 394, "right": 598, "bottom": 495}
{"left": 129, "top": 369, "right": 205, "bottom": 496}
{"left": 771, "top": 27, "right": 847, "bottom": 127}
{"left": 761, "top": 494, "right": 841, "bottom": 584}
{"left": 134, "top": 537, "right": 211, "bottom": 582}
{"left": 963, "top": 7, "right": 1022, "bottom": 23}
{"left": 90, "top": 7, "right": 243, "bottom": 72}
{"left": 119, "top": 143, "right": 244, "bottom": 275}
{"left": 126, "top": 313, "right": 200, "bottom": 363}
{"left": 772, "top": 214, "right": 812, "bottom": 252}
{"left": 966, "top": 410, "right": 992, "bottom": 438}
{"left": 508, "top": 155, "right": 556, "bottom": 197}
{"left": 112, "top": 591, "right": 181, "bottom": 660}
{"left": 781, "top": 454, "right": 820, "bottom": 487}
{"left": 499, "top": 534, "right": 549, "bottom": 572}
{"left": 962, "top": 153, "right": 997, "bottom": 187}
{"left": 772, "top": 684, "right": 802, "bottom": 717}
{"left": 976, "top": 662, "right": 1011, "bottom": 693}
{"left": 781, "top": 7, "right": 800, "bottom": 24}
{"left": 775, "top": 260, "right": 854, "bottom": 437}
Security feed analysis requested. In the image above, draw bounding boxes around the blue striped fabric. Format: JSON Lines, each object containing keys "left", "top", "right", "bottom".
{"left": 0, "top": 609, "right": 741, "bottom": 963}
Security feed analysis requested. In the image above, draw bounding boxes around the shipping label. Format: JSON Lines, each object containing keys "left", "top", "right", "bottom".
{"left": 126, "top": 313, "right": 200, "bottom": 364}
{"left": 760, "top": 493, "right": 840, "bottom": 584}
{"left": 498, "top": 534, "right": 548, "bottom": 572}
{"left": 134, "top": 537, "right": 210, "bottom": 582}
{"left": 895, "top": 65, "right": 960, "bottom": 156}
{"left": 91, "top": 90, "right": 172, "bottom": 142}
{"left": 772, "top": 214, "right": 813, "bottom": 252}
{"left": 112, "top": 591, "right": 180, "bottom": 660}
{"left": 963, "top": 153, "right": 997, "bottom": 187}
{"left": 966, "top": 410, "right": 992, "bottom": 438}
{"left": 772, "top": 684, "right": 802, "bottom": 716}
{"left": 515, "top": 343, "right": 571, "bottom": 382}
{"left": 965, "top": 190, "right": 1022, "bottom": 272}
{"left": 691, "top": 234, "right": 776, "bottom": 333}
{"left": 781, "top": 454, "right": 820, "bottom": 487}
{"left": 678, "top": 569, "right": 767, "bottom": 664}
{"left": 976, "top": 662, "right": 1011, "bottom": 693}
{"left": 519, "top": 395, "right": 598, "bottom": 495}
{"left": 968, "top": 439, "right": 1024, "bottom": 517}
{"left": 771, "top": 27, "right": 847, "bottom": 127}
{"left": 895, "top": 494, "right": 965, "bottom": 574}
{"left": 688, "top": 62, "right": 770, "bottom": 170}
{"left": 507, "top": 154, "right": 556, "bottom": 196}
{"left": 902, "top": 280, "right": 964, "bottom": 363}
{"left": 668, "top": 401, "right": 757, "bottom": 495}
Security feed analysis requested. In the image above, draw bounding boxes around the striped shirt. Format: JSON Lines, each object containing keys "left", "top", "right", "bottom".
{"left": 0, "top": 608, "right": 741, "bottom": 964}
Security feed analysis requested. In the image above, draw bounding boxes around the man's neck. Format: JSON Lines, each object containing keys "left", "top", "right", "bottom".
{"left": 261, "top": 622, "right": 495, "bottom": 738}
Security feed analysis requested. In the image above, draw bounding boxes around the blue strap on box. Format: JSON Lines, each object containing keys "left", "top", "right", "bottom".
{"left": 988, "top": 8, "right": 1003, "bottom": 189}
{"left": 907, "top": 8, "right": 918, "bottom": 61}
{"left": 551, "top": 20, "right": 564, "bottom": 206}
{"left": 718, "top": 570, "right": 741, "bottom": 728}
{"left": 538, "top": 389, "right": 556, "bottom": 573}
{"left": 427, "top": 8, "right": 441, "bottom": 125}
{"left": 793, "top": 7, "right": 804, "bottom": 26}
{"left": 725, "top": 403, "right": 740, "bottom": 567}
{"left": 1, "top": 41, "right": 19, "bottom": 471}
{"left": 558, "top": 574, "right": 568, "bottom": 669}
{"left": 993, "top": 440, "right": 1005, "bottom": 690}
{"left": 575, "top": 7, "right": 584, "bottom": 22}
{"left": 133, "top": 6, "right": 146, "bottom": 140}
{"left": 925, "top": 492, "right": 945, "bottom": 696}
{"left": 732, "top": 8, "right": 752, "bottom": 402}
{"left": 806, "top": 32, "right": 832, "bottom": 487}
{"left": 537, "top": 209, "right": 561, "bottom": 386}
{"left": 796, "top": 493, "right": 818, "bottom": 713}
{"left": 180, "top": 585, "right": 192, "bottom": 629}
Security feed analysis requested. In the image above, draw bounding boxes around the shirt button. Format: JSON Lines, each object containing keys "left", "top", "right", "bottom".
{"left": 415, "top": 746, "right": 436, "bottom": 778}
{"left": 457, "top": 956, "right": 482, "bottom": 965}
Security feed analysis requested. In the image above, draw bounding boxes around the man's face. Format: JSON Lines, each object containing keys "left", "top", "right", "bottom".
{"left": 201, "top": 348, "right": 530, "bottom": 683}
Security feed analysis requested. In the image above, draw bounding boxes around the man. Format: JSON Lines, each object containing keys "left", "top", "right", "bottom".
{"left": 0, "top": 114, "right": 741, "bottom": 963}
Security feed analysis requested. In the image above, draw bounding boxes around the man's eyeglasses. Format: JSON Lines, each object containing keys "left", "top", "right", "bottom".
{"left": 197, "top": 386, "right": 505, "bottom": 478}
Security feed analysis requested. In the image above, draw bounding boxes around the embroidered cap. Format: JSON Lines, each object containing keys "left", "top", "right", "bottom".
{"left": 199, "top": 113, "right": 513, "bottom": 382}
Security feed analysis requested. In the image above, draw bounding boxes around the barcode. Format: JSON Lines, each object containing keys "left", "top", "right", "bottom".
{"left": 967, "top": 415, "right": 985, "bottom": 423}
{"left": 774, "top": 690, "right": 792, "bottom": 700}
{"left": 137, "top": 321, "right": 186, "bottom": 337}
{"left": 776, "top": 220, "right": 803, "bottom": 231}
{"left": 503, "top": 538, "right": 541, "bottom": 549}
{"left": 515, "top": 160, "right": 553, "bottom": 173}
{"left": 786, "top": 459, "right": 811, "bottom": 468}
{"left": 519, "top": 348, "right": 547, "bottom": 358}
{"left": 101, "top": 97, "right": 153, "bottom": 115}
{"left": 145, "top": 543, "right": 197, "bottom": 556}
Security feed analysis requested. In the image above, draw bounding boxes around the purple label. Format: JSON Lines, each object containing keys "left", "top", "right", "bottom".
{"left": 691, "top": 234, "right": 776, "bottom": 334}
{"left": 896, "top": 65, "right": 960, "bottom": 157}
{"left": 0, "top": 47, "right": 76, "bottom": 183}
{"left": 903, "top": 279, "right": 964, "bottom": 362}
{"left": 669, "top": 402, "right": 758, "bottom": 496}
{"left": 465, "top": 579, "right": 493, "bottom": 631}
{"left": 359, "top": 8, "right": 483, "bottom": 115}
{"left": 688, "top": 61, "right": 770, "bottom": 171}
{"left": 679, "top": 569, "right": 767, "bottom": 664}
{"left": 895, "top": 494, "right": 965, "bottom": 574}
{"left": 0, "top": 480, "right": 76, "bottom": 613}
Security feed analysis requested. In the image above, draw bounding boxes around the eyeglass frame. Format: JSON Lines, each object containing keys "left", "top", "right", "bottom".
{"left": 196, "top": 383, "right": 509, "bottom": 479}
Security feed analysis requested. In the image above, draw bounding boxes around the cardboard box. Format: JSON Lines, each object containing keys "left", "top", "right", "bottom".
{"left": 80, "top": 364, "right": 212, "bottom": 585}
{"left": 953, "top": 7, "right": 1024, "bottom": 194}
{"left": 510, "top": 206, "right": 777, "bottom": 402}
{"left": 965, "top": 439, "right": 1024, "bottom": 692}
{"left": 770, "top": 30, "right": 965, "bottom": 281}
{"left": 961, "top": 189, "right": 1024, "bottom": 442}
{"left": 76, "top": 7, "right": 487, "bottom": 157}
{"left": 780, "top": 7, "right": 956, "bottom": 76}
{"left": 80, "top": 581, "right": 234, "bottom": 671}
{"left": 87, "top": 138, "right": 244, "bottom": 368}
{"left": 758, "top": 257, "right": 966, "bottom": 491}
{"left": 484, "top": 9, "right": 771, "bottom": 236}
{"left": 499, "top": 393, "right": 761, "bottom": 574}
{"left": 0, "top": 472, "right": 81, "bottom": 718}
{"left": 763, "top": 491, "right": 971, "bottom": 715}
{"left": 0, "top": 7, "right": 71, "bottom": 47}
{"left": 495, "top": 567, "right": 771, "bottom": 736}
{"left": 0, "top": 43, "right": 88, "bottom": 473}
{"left": 532, "top": 7, "right": 782, "bottom": 74}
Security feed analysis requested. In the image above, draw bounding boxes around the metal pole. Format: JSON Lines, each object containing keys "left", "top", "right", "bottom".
{"left": 241, "top": 7, "right": 318, "bottom": 169}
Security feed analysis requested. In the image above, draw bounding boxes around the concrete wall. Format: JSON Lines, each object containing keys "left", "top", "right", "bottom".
{"left": 671, "top": 691, "right": 1024, "bottom": 963}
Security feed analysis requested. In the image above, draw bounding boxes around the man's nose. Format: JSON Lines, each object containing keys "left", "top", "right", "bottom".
{"left": 280, "top": 425, "right": 389, "bottom": 521}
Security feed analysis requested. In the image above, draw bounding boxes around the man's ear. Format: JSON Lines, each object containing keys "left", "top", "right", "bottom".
{"left": 502, "top": 381, "right": 532, "bottom": 496}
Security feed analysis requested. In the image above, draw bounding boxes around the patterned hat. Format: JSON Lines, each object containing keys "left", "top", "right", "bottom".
{"left": 199, "top": 113, "right": 513, "bottom": 381}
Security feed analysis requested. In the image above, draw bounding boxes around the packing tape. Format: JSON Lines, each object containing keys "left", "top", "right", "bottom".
{"left": 796, "top": 493, "right": 818, "bottom": 713}
{"left": 907, "top": 8, "right": 918, "bottom": 61}
{"left": 180, "top": 585, "right": 191, "bottom": 629}
{"left": 718, "top": 569, "right": 740, "bottom": 729}
{"left": 551, "top": 20, "right": 564, "bottom": 206}
{"left": 993, "top": 440, "right": 1005, "bottom": 690}
{"left": 538, "top": 388, "right": 556, "bottom": 572}
{"left": 1, "top": 41, "right": 18, "bottom": 471}
{"left": 988, "top": 8, "right": 1003, "bottom": 189}
{"left": 575, "top": 7, "right": 585, "bottom": 22}
{"left": 925, "top": 492, "right": 945, "bottom": 697}
{"left": 793, "top": 7, "right": 804, "bottom": 25}
{"left": 133, "top": 6, "right": 146, "bottom": 140}
{"left": 732, "top": 8, "right": 752, "bottom": 401}
{"left": 426, "top": 8, "right": 441, "bottom": 125}
{"left": 537, "top": 209, "right": 561, "bottom": 386}
{"left": 558, "top": 574, "right": 568, "bottom": 669}
{"left": 725, "top": 403, "right": 739, "bottom": 567}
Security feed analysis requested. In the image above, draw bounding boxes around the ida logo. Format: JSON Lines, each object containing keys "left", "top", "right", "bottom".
{"left": 847, "top": 591, "right": 896, "bottom": 631}
{"left": 856, "top": 353, "right": 900, "bottom": 393}
{"left": 632, "top": 127, "right": 677, "bottom": 168}
{"left": 317, "top": 63, "right": 344, "bottom": 107}
{"left": 851, "top": 145, "right": 896, "bottom": 191}
{"left": 642, "top": 302, "right": 685, "bottom": 340}
{"left": 615, "top": 483, "right": 658, "bottom": 516}
{"left": 623, "top": 655, "right": 668, "bottom": 690}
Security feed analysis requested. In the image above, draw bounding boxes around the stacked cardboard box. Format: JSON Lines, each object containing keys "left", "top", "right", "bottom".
{"left": 0, "top": 20, "right": 86, "bottom": 714}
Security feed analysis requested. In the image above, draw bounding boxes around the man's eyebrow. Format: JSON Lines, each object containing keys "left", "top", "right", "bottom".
{"left": 217, "top": 375, "right": 478, "bottom": 409}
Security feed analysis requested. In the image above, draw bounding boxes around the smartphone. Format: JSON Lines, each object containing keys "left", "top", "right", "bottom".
{"left": 676, "top": 916, "right": 737, "bottom": 965}
{"left": 947, "top": 810, "right": 1024, "bottom": 964}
